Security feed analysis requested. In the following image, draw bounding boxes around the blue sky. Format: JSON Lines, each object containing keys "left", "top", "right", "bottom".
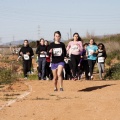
{"left": 0, "top": 0, "right": 120, "bottom": 43}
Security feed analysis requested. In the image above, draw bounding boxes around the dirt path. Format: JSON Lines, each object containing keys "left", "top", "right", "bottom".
{"left": 0, "top": 80, "right": 120, "bottom": 120}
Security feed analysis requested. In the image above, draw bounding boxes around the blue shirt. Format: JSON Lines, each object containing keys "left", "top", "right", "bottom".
{"left": 86, "top": 45, "right": 98, "bottom": 60}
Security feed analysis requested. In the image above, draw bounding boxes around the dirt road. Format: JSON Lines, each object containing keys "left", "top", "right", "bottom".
{"left": 0, "top": 80, "right": 120, "bottom": 120}
{"left": 0, "top": 81, "right": 120, "bottom": 120}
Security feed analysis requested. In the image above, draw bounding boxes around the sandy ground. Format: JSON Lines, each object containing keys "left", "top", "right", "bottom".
{"left": 0, "top": 79, "right": 120, "bottom": 120}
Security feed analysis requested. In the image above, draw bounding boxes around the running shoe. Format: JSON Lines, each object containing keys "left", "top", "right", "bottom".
{"left": 60, "top": 88, "right": 64, "bottom": 91}
{"left": 54, "top": 88, "right": 58, "bottom": 91}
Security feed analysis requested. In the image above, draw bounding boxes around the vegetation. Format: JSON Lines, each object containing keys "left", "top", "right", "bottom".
{"left": 105, "top": 63, "right": 120, "bottom": 80}
{"left": 0, "top": 67, "right": 17, "bottom": 84}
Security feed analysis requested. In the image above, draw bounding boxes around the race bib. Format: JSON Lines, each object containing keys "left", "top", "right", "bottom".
{"left": 24, "top": 54, "right": 30, "bottom": 60}
{"left": 88, "top": 49, "right": 94, "bottom": 55}
{"left": 40, "top": 54, "right": 46, "bottom": 57}
{"left": 71, "top": 45, "right": 79, "bottom": 52}
{"left": 40, "top": 52, "right": 46, "bottom": 57}
{"left": 98, "top": 57, "right": 105, "bottom": 63}
{"left": 53, "top": 48, "right": 62, "bottom": 56}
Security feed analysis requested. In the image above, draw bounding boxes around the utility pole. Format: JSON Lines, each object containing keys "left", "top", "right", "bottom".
{"left": 67, "top": 33, "right": 69, "bottom": 40}
{"left": 38, "top": 25, "right": 40, "bottom": 40}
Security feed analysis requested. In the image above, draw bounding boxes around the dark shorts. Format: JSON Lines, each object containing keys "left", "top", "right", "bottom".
{"left": 51, "top": 62, "right": 65, "bottom": 70}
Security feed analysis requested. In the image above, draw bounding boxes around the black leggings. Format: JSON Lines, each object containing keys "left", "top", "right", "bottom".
{"left": 88, "top": 60, "right": 96, "bottom": 77}
{"left": 82, "top": 60, "right": 89, "bottom": 79}
{"left": 45, "top": 62, "right": 51, "bottom": 78}
{"left": 23, "top": 60, "right": 31, "bottom": 77}
{"left": 71, "top": 54, "right": 80, "bottom": 77}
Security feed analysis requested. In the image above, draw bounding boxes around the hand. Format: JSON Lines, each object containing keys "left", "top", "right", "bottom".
{"left": 90, "top": 51, "right": 94, "bottom": 55}
{"left": 20, "top": 52, "right": 23, "bottom": 56}
{"left": 26, "top": 52, "right": 30, "bottom": 55}
{"left": 49, "top": 49, "right": 53, "bottom": 53}
{"left": 81, "top": 56, "right": 83, "bottom": 58}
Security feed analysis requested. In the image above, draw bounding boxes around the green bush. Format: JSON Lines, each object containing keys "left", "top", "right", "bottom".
{"left": 0, "top": 68, "right": 17, "bottom": 85}
{"left": 105, "top": 63, "right": 120, "bottom": 80}
{"left": 105, "top": 50, "right": 120, "bottom": 65}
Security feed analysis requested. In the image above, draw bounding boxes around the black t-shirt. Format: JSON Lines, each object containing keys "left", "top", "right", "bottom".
{"left": 48, "top": 42, "right": 66, "bottom": 63}
{"left": 19, "top": 45, "right": 34, "bottom": 60}
{"left": 97, "top": 49, "right": 107, "bottom": 63}
{"left": 36, "top": 45, "right": 47, "bottom": 58}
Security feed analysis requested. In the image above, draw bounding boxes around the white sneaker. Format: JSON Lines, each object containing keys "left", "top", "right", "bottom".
{"left": 46, "top": 77, "right": 49, "bottom": 80}
{"left": 91, "top": 76, "right": 93, "bottom": 80}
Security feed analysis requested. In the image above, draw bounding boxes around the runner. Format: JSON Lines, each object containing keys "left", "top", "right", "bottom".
{"left": 48, "top": 31, "right": 66, "bottom": 91}
{"left": 45, "top": 40, "right": 52, "bottom": 80}
{"left": 36, "top": 38, "right": 47, "bottom": 80}
{"left": 97, "top": 43, "right": 107, "bottom": 80}
{"left": 86, "top": 39, "right": 98, "bottom": 80}
{"left": 66, "top": 33, "right": 83, "bottom": 80}
{"left": 78, "top": 43, "right": 89, "bottom": 80}
{"left": 17, "top": 40, "right": 34, "bottom": 79}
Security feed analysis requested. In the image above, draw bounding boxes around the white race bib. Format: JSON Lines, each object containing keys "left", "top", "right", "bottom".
{"left": 53, "top": 48, "right": 62, "bottom": 56}
{"left": 24, "top": 54, "right": 30, "bottom": 60}
{"left": 98, "top": 57, "right": 105, "bottom": 63}
{"left": 40, "top": 54, "right": 46, "bottom": 57}
{"left": 88, "top": 49, "right": 94, "bottom": 55}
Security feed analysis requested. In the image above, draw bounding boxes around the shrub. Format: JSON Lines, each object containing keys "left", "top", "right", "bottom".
{"left": 105, "top": 63, "right": 120, "bottom": 80}
{"left": 0, "top": 67, "right": 17, "bottom": 85}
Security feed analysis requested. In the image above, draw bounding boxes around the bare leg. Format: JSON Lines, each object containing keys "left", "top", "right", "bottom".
{"left": 52, "top": 69, "right": 58, "bottom": 90}
{"left": 57, "top": 65, "right": 64, "bottom": 89}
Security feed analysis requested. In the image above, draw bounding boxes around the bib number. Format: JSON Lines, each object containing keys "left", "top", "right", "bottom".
{"left": 53, "top": 48, "right": 62, "bottom": 56}
{"left": 40, "top": 54, "right": 46, "bottom": 57}
{"left": 24, "top": 54, "right": 30, "bottom": 60}
{"left": 98, "top": 57, "right": 105, "bottom": 63}
{"left": 88, "top": 50, "right": 94, "bottom": 55}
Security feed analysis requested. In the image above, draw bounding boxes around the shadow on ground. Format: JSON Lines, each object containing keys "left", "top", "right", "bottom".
{"left": 78, "top": 84, "right": 116, "bottom": 92}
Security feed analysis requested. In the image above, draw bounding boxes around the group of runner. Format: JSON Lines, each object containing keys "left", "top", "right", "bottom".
{"left": 18, "top": 31, "right": 107, "bottom": 91}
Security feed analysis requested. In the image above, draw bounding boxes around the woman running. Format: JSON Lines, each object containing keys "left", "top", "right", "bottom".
{"left": 18, "top": 40, "right": 34, "bottom": 79}
{"left": 36, "top": 38, "right": 47, "bottom": 80}
{"left": 66, "top": 33, "right": 83, "bottom": 80}
{"left": 48, "top": 31, "right": 66, "bottom": 91}
{"left": 78, "top": 43, "right": 89, "bottom": 80}
{"left": 45, "top": 40, "right": 53, "bottom": 80}
{"left": 97, "top": 43, "right": 107, "bottom": 80}
{"left": 86, "top": 39, "right": 98, "bottom": 80}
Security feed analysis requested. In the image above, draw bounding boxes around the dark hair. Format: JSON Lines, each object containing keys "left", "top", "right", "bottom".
{"left": 45, "top": 40, "right": 49, "bottom": 45}
{"left": 73, "top": 33, "right": 82, "bottom": 41}
{"left": 89, "top": 38, "right": 97, "bottom": 45}
{"left": 39, "top": 38, "right": 44, "bottom": 42}
{"left": 24, "top": 39, "right": 28, "bottom": 43}
{"left": 54, "top": 31, "right": 61, "bottom": 37}
{"left": 98, "top": 43, "right": 106, "bottom": 51}
{"left": 83, "top": 43, "right": 88, "bottom": 47}
{"left": 36, "top": 40, "right": 39, "bottom": 47}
